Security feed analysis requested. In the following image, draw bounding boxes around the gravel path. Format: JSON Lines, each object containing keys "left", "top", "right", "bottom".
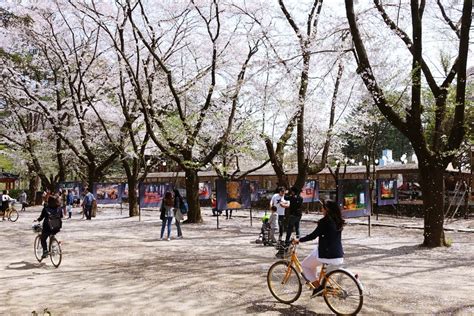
{"left": 1, "top": 206, "right": 473, "bottom": 315}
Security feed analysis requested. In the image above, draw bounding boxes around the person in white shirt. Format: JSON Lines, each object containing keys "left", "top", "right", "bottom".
{"left": 269, "top": 187, "right": 289, "bottom": 241}
{"left": 1, "top": 190, "right": 12, "bottom": 221}
{"left": 19, "top": 190, "right": 27, "bottom": 211}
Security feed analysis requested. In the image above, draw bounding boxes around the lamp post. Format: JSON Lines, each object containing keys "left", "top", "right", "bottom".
{"left": 373, "top": 158, "right": 379, "bottom": 220}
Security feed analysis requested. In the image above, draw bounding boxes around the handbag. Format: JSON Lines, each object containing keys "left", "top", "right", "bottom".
{"left": 175, "top": 208, "right": 183, "bottom": 221}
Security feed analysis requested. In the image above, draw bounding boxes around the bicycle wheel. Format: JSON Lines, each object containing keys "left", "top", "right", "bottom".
{"left": 323, "top": 269, "right": 363, "bottom": 315}
{"left": 267, "top": 260, "right": 302, "bottom": 304}
{"left": 34, "top": 235, "right": 43, "bottom": 262}
{"left": 8, "top": 209, "right": 19, "bottom": 222}
{"left": 49, "top": 237, "right": 62, "bottom": 268}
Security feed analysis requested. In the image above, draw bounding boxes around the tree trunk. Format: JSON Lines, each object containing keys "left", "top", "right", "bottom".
{"left": 27, "top": 167, "right": 40, "bottom": 205}
{"left": 127, "top": 179, "right": 139, "bottom": 217}
{"left": 122, "top": 160, "right": 140, "bottom": 217}
{"left": 419, "top": 163, "right": 446, "bottom": 247}
{"left": 86, "top": 164, "right": 97, "bottom": 192}
{"left": 184, "top": 169, "right": 202, "bottom": 223}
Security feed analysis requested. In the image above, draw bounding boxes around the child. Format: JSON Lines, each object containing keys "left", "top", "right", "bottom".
{"left": 268, "top": 206, "right": 278, "bottom": 245}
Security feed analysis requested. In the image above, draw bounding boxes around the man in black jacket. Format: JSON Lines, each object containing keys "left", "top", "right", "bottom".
{"left": 284, "top": 186, "right": 303, "bottom": 244}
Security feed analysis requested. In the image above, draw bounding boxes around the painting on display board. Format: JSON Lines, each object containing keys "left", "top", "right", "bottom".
{"left": 121, "top": 183, "right": 129, "bottom": 201}
{"left": 198, "top": 181, "right": 212, "bottom": 200}
{"left": 376, "top": 179, "right": 398, "bottom": 206}
{"left": 57, "top": 182, "right": 83, "bottom": 200}
{"left": 337, "top": 179, "right": 371, "bottom": 218}
{"left": 139, "top": 182, "right": 173, "bottom": 208}
{"left": 215, "top": 179, "right": 251, "bottom": 210}
{"left": 249, "top": 181, "right": 259, "bottom": 202}
{"left": 93, "top": 183, "right": 123, "bottom": 204}
{"left": 300, "top": 180, "right": 319, "bottom": 203}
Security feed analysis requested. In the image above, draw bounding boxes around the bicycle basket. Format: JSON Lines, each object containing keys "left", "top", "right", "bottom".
{"left": 32, "top": 223, "right": 42, "bottom": 233}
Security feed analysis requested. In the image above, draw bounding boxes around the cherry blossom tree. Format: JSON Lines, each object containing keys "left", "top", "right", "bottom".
{"left": 112, "top": 0, "right": 262, "bottom": 223}
{"left": 345, "top": 0, "right": 472, "bottom": 247}
{"left": 2, "top": 1, "right": 121, "bottom": 190}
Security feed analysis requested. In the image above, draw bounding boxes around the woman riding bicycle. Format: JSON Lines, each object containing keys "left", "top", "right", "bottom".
{"left": 1, "top": 190, "right": 13, "bottom": 221}
{"left": 35, "top": 195, "right": 63, "bottom": 258}
{"left": 293, "top": 199, "right": 345, "bottom": 297}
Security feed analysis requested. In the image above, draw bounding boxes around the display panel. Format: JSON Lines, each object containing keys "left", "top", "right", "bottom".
{"left": 57, "top": 182, "right": 83, "bottom": 200}
{"left": 337, "top": 179, "right": 371, "bottom": 218}
{"left": 215, "top": 179, "right": 251, "bottom": 210}
{"left": 198, "top": 182, "right": 212, "bottom": 200}
{"left": 376, "top": 179, "right": 398, "bottom": 206}
{"left": 301, "top": 180, "right": 319, "bottom": 203}
{"left": 93, "top": 183, "right": 123, "bottom": 204}
{"left": 139, "top": 183, "right": 174, "bottom": 208}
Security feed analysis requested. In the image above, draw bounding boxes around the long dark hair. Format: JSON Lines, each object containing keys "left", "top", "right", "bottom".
{"left": 47, "top": 195, "right": 60, "bottom": 209}
{"left": 324, "top": 200, "right": 345, "bottom": 231}
{"left": 163, "top": 191, "right": 174, "bottom": 207}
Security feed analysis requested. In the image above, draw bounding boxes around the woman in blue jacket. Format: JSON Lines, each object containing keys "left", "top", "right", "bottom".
{"left": 293, "top": 200, "right": 345, "bottom": 297}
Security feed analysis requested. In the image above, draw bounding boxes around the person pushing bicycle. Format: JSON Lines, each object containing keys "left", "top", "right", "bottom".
{"left": 292, "top": 200, "right": 345, "bottom": 297}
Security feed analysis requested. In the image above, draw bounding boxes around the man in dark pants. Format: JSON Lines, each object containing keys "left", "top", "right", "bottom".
{"left": 82, "top": 187, "right": 95, "bottom": 220}
{"left": 285, "top": 186, "right": 304, "bottom": 244}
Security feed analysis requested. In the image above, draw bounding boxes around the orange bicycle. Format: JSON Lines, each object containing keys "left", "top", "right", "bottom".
{"left": 267, "top": 243, "right": 363, "bottom": 315}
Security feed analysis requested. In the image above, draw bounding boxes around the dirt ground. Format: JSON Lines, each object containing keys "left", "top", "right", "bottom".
{"left": 1, "top": 205, "right": 473, "bottom": 315}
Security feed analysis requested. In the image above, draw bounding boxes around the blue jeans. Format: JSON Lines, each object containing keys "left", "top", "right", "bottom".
{"left": 161, "top": 217, "right": 172, "bottom": 239}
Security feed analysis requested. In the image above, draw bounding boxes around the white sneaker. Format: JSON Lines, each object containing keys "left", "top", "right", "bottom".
{"left": 167, "top": 237, "right": 171, "bottom": 241}
{"left": 177, "top": 236, "right": 183, "bottom": 239}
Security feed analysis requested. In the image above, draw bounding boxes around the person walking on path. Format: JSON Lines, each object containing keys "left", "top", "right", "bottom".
{"left": 211, "top": 194, "right": 221, "bottom": 216}
{"left": 61, "top": 190, "right": 67, "bottom": 217}
{"left": 82, "top": 188, "right": 96, "bottom": 220}
{"left": 66, "top": 189, "right": 74, "bottom": 219}
{"left": 285, "top": 186, "right": 304, "bottom": 244}
{"left": 160, "top": 191, "right": 174, "bottom": 241}
{"left": 270, "top": 187, "right": 289, "bottom": 241}
{"left": 173, "top": 189, "right": 184, "bottom": 239}
{"left": 268, "top": 206, "right": 279, "bottom": 245}
{"left": 19, "top": 190, "right": 27, "bottom": 212}
{"left": 292, "top": 200, "right": 345, "bottom": 297}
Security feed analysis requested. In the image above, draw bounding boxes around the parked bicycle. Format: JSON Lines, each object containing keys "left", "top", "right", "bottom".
{"left": 1, "top": 201, "right": 19, "bottom": 222}
{"left": 267, "top": 242, "right": 363, "bottom": 315}
{"left": 32, "top": 223, "right": 62, "bottom": 268}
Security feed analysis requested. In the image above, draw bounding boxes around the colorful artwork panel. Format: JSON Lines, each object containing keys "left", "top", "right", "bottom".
{"left": 250, "top": 181, "right": 259, "bottom": 202}
{"left": 301, "top": 180, "right": 319, "bottom": 203}
{"left": 139, "top": 183, "right": 173, "bottom": 208}
{"left": 93, "top": 183, "right": 122, "bottom": 204}
{"left": 337, "top": 179, "right": 371, "bottom": 218}
{"left": 377, "top": 179, "right": 398, "bottom": 206}
{"left": 215, "top": 179, "right": 251, "bottom": 210}
{"left": 198, "top": 182, "right": 212, "bottom": 200}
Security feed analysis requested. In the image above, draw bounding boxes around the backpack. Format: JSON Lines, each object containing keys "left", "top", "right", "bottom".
{"left": 179, "top": 199, "right": 188, "bottom": 215}
{"left": 47, "top": 207, "right": 62, "bottom": 233}
{"left": 84, "top": 193, "right": 94, "bottom": 207}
